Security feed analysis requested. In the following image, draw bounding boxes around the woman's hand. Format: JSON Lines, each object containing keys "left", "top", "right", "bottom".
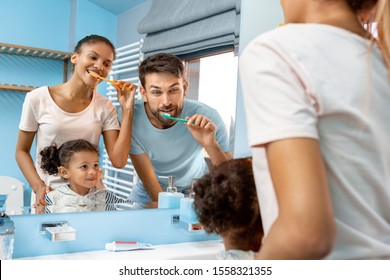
{"left": 33, "top": 184, "right": 50, "bottom": 214}
{"left": 114, "top": 81, "right": 137, "bottom": 111}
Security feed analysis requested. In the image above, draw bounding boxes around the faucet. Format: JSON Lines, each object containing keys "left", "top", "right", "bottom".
{"left": 0, "top": 195, "right": 15, "bottom": 260}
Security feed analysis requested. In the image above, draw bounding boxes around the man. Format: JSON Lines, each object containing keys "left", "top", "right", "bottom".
{"left": 129, "top": 53, "right": 232, "bottom": 208}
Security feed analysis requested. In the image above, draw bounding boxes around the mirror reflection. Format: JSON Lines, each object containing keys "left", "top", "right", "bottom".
{"left": 0, "top": 0, "right": 240, "bottom": 216}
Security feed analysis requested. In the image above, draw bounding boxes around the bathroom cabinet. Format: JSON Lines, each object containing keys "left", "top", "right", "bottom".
{"left": 0, "top": 43, "right": 71, "bottom": 92}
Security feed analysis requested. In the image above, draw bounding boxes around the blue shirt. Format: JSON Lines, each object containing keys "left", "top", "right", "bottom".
{"left": 129, "top": 99, "right": 229, "bottom": 202}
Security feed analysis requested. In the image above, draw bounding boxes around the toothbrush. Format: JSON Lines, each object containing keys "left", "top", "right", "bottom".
{"left": 161, "top": 113, "right": 188, "bottom": 123}
{"left": 87, "top": 70, "right": 136, "bottom": 91}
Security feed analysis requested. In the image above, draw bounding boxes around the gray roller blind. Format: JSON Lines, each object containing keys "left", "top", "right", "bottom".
{"left": 137, "top": 0, "right": 241, "bottom": 58}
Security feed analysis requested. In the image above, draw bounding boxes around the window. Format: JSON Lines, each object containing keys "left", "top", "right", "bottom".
{"left": 185, "top": 51, "right": 238, "bottom": 152}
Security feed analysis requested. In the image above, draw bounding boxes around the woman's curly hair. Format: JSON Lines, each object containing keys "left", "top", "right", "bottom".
{"left": 193, "top": 158, "right": 263, "bottom": 241}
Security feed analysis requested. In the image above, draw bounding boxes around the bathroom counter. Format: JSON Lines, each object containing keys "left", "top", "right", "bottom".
{"left": 17, "top": 240, "right": 224, "bottom": 260}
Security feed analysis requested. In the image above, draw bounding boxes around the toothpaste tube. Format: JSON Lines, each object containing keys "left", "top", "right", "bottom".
{"left": 105, "top": 241, "right": 154, "bottom": 252}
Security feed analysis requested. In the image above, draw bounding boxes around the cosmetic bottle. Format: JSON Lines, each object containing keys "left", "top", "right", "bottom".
{"left": 179, "top": 193, "right": 198, "bottom": 224}
{"left": 158, "top": 176, "right": 184, "bottom": 209}
{"left": 179, "top": 180, "right": 198, "bottom": 224}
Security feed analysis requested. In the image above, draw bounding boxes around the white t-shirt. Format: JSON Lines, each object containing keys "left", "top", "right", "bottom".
{"left": 240, "top": 24, "right": 390, "bottom": 259}
{"left": 44, "top": 184, "right": 132, "bottom": 213}
{"left": 19, "top": 86, "right": 120, "bottom": 188}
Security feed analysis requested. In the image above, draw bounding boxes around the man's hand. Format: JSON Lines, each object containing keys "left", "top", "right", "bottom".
{"left": 185, "top": 114, "right": 217, "bottom": 148}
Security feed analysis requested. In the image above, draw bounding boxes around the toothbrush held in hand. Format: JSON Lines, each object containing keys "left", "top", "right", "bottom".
{"left": 161, "top": 113, "right": 188, "bottom": 123}
{"left": 87, "top": 70, "right": 137, "bottom": 91}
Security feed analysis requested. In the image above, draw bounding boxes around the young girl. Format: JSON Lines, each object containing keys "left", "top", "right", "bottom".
{"left": 240, "top": 0, "right": 390, "bottom": 259}
{"left": 16, "top": 35, "right": 136, "bottom": 211}
{"left": 40, "top": 139, "right": 131, "bottom": 213}
{"left": 193, "top": 158, "right": 263, "bottom": 260}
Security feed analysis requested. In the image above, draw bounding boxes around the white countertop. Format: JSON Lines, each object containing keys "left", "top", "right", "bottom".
{"left": 18, "top": 240, "right": 224, "bottom": 260}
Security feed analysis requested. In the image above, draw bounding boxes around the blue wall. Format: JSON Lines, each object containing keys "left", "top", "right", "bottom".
{"left": 0, "top": 0, "right": 70, "bottom": 51}
{"left": 0, "top": 0, "right": 118, "bottom": 52}
{"left": 116, "top": 0, "right": 152, "bottom": 47}
{"left": 73, "top": 0, "right": 117, "bottom": 47}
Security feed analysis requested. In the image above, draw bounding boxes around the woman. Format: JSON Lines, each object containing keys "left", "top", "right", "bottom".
{"left": 240, "top": 0, "right": 390, "bottom": 259}
{"left": 16, "top": 35, "right": 136, "bottom": 211}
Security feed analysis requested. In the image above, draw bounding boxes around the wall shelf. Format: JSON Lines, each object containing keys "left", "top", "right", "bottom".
{"left": 0, "top": 43, "right": 71, "bottom": 60}
{"left": 0, "top": 43, "right": 72, "bottom": 92}
{"left": 0, "top": 84, "right": 37, "bottom": 92}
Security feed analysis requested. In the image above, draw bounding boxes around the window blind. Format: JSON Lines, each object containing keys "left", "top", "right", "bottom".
{"left": 137, "top": 0, "right": 241, "bottom": 58}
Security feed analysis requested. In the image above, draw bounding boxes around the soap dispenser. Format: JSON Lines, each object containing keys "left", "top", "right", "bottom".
{"left": 158, "top": 176, "right": 184, "bottom": 209}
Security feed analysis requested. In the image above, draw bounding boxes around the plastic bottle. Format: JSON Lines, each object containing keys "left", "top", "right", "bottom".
{"left": 158, "top": 176, "right": 184, "bottom": 209}
{"left": 179, "top": 179, "right": 198, "bottom": 224}
{"left": 179, "top": 193, "right": 199, "bottom": 224}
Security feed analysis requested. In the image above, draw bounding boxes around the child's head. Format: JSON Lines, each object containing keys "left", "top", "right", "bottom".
{"left": 40, "top": 139, "right": 100, "bottom": 195}
{"left": 193, "top": 158, "right": 263, "bottom": 252}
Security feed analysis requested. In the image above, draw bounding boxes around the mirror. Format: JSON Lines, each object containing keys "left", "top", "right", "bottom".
{"left": 0, "top": 0, "right": 240, "bottom": 216}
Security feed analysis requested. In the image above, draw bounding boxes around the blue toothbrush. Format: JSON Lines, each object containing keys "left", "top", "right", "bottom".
{"left": 161, "top": 113, "right": 188, "bottom": 123}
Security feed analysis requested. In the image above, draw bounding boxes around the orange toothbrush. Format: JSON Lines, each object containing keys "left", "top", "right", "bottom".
{"left": 88, "top": 70, "right": 136, "bottom": 91}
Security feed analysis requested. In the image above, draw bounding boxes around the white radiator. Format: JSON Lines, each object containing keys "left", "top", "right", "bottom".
{"left": 102, "top": 40, "right": 143, "bottom": 200}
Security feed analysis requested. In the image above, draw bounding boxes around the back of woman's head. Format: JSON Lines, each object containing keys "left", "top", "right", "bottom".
{"left": 40, "top": 139, "right": 98, "bottom": 175}
{"left": 193, "top": 158, "right": 262, "bottom": 237}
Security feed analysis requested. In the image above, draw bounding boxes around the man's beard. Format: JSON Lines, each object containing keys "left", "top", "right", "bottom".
{"left": 151, "top": 105, "right": 183, "bottom": 128}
